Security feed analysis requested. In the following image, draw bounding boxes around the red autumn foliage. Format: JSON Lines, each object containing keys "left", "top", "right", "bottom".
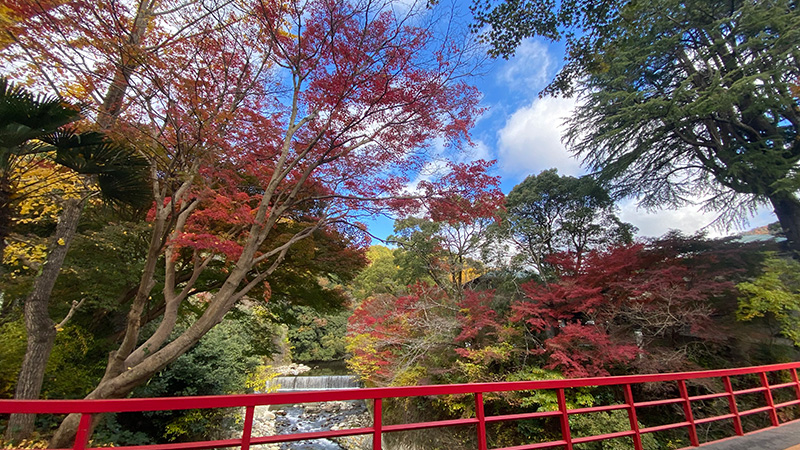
{"left": 538, "top": 324, "right": 640, "bottom": 378}
{"left": 347, "top": 234, "right": 745, "bottom": 385}
{"left": 456, "top": 290, "right": 501, "bottom": 343}
{"left": 422, "top": 160, "right": 506, "bottom": 225}
{"left": 512, "top": 240, "right": 738, "bottom": 376}
{"left": 348, "top": 283, "right": 459, "bottom": 385}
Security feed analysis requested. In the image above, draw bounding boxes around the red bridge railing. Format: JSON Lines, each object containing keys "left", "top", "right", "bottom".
{"left": 3, "top": 362, "right": 800, "bottom": 450}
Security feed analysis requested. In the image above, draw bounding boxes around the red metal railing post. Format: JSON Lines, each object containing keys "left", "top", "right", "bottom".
{"left": 556, "top": 388, "right": 573, "bottom": 450}
{"left": 73, "top": 413, "right": 92, "bottom": 450}
{"left": 475, "top": 392, "right": 487, "bottom": 450}
{"left": 792, "top": 368, "right": 800, "bottom": 417}
{"left": 623, "top": 384, "right": 643, "bottom": 450}
{"left": 759, "top": 372, "right": 780, "bottom": 426}
{"left": 373, "top": 398, "right": 383, "bottom": 449}
{"left": 678, "top": 380, "right": 699, "bottom": 447}
{"left": 722, "top": 376, "right": 744, "bottom": 436}
{"left": 241, "top": 405, "right": 255, "bottom": 450}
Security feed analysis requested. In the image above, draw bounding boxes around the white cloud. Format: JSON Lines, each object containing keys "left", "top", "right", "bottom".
{"left": 389, "top": 0, "right": 426, "bottom": 17}
{"left": 465, "top": 139, "right": 491, "bottom": 162}
{"left": 618, "top": 199, "right": 777, "bottom": 239}
{"left": 497, "top": 39, "right": 553, "bottom": 94}
{"left": 497, "top": 96, "right": 582, "bottom": 177}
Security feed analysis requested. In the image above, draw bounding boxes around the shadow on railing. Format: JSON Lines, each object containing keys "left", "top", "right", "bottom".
{"left": 2, "top": 362, "right": 800, "bottom": 450}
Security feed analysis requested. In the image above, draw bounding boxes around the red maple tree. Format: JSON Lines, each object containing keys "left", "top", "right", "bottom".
{"left": 512, "top": 239, "right": 738, "bottom": 376}
{"left": 2, "top": 0, "right": 493, "bottom": 443}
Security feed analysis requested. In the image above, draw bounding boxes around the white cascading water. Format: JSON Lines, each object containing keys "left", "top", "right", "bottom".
{"left": 259, "top": 375, "right": 368, "bottom": 449}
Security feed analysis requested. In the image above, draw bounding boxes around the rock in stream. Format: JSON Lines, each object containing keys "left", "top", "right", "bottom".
{"left": 250, "top": 400, "right": 370, "bottom": 450}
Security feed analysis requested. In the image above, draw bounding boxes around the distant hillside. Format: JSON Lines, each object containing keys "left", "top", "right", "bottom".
{"left": 741, "top": 225, "right": 772, "bottom": 236}
{"left": 736, "top": 222, "right": 785, "bottom": 243}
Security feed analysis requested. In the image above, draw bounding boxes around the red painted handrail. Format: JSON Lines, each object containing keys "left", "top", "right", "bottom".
{"left": 2, "top": 362, "right": 800, "bottom": 450}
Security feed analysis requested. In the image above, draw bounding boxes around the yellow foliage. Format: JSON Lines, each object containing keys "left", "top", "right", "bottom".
{"left": 2, "top": 156, "right": 91, "bottom": 273}
{"left": 164, "top": 410, "right": 205, "bottom": 439}
{"left": 3, "top": 238, "right": 47, "bottom": 274}
{"left": 454, "top": 342, "right": 515, "bottom": 381}
{"left": 458, "top": 267, "right": 483, "bottom": 284}
{"left": 0, "top": 1, "right": 70, "bottom": 49}
{"left": 392, "top": 365, "right": 426, "bottom": 386}
{"left": 1, "top": 438, "right": 49, "bottom": 449}
{"left": 0, "top": 5, "right": 22, "bottom": 49}
{"left": 11, "top": 155, "right": 88, "bottom": 226}
{"left": 345, "top": 333, "right": 382, "bottom": 382}
{"left": 245, "top": 364, "right": 279, "bottom": 392}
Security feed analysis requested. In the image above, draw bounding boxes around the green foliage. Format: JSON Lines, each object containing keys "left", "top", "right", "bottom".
{"left": 504, "top": 367, "right": 595, "bottom": 411}
{"left": 568, "top": 0, "right": 800, "bottom": 237}
{"left": 569, "top": 411, "right": 659, "bottom": 450}
{"left": 0, "top": 77, "right": 81, "bottom": 167}
{"left": 95, "top": 310, "right": 269, "bottom": 444}
{"left": 474, "top": 0, "right": 800, "bottom": 248}
{"left": 502, "top": 169, "right": 634, "bottom": 279}
{"left": 392, "top": 218, "right": 447, "bottom": 286}
{"left": 264, "top": 227, "right": 367, "bottom": 318}
{"left": 392, "top": 217, "right": 488, "bottom": 300}
{"left": 286, "top": 305, "right": 348, "bottom": 362}
{"left": 738, "top": 254, "right": 800, "bottom": 345}
{"left": 0, "top": 318, "right": 26, "bottom": 398}
{"left": 42, "top": 325, "right": 107, "bottom": 400}
{"left": 0, "top": 318, "right": 105, "bottom": 401}
{"left": 53, "top": 221, "right": 150, "bottom": 312}
{"left": 350, "top": 245, "right": 403, "bottom": 301}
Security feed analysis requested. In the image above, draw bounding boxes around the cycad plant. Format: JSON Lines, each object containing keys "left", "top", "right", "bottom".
{"left": 0, "top": 77, "right": 150, "bottom": 254}
{"left": 1, "top": 77, "right": 150, "bottom": 441}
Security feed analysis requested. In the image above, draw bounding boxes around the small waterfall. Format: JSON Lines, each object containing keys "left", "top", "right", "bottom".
{"left": 267, "top": 375, "right": 361, "bottom": 392}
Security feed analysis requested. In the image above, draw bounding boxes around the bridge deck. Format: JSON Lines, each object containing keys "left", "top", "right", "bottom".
{"left": 697, "top": 420, "right": 800, "bottom": 450}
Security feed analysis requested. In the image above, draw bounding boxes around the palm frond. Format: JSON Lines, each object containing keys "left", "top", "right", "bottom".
{"left": 45, "top": 129, "right": 151, "bottom": 207}
{"left": 0, "top": 77, "right": 82, "bottom": 150}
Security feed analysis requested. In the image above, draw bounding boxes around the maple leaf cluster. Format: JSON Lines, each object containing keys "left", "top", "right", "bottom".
{"left": 348, "top": 236, "right": 742, "bottom": 385}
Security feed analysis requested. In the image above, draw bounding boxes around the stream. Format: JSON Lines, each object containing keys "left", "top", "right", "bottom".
{"left": 272, "top": 400, "right": 369, "bottom": 450}
{"left": 254, "top": 366, "right": 370, "bottom": 450}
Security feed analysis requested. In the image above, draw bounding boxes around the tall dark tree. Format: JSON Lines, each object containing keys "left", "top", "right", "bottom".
{"left": 503, "top": 169, "right": 634, "bottom": 281}
{"left": 473, "top": 0, "right": 800, "bottom": 251}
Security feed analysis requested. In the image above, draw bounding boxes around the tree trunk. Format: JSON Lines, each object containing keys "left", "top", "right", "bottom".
{"left": 5, "top": 198, "right": 84, "bottom": 441}
{"left": 0, "top": 177, "right": 15, "bottom": 320}
{"left": 0, "top": 175, "right": 11, "bottom": 261}
{"left": 769, "top": 192, "right": 800, "bottom": 255}
{"left": 48, "top": 283, "right": 241, "bottom": 448}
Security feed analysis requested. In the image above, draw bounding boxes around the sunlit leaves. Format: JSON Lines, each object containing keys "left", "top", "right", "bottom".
{"left": 737, "top": 254, "right": 800, "bottom": 345}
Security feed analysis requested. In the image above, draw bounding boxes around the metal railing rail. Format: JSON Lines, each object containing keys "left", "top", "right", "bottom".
{"left": 2, "top": 362, "right": 800, "bottom": 450}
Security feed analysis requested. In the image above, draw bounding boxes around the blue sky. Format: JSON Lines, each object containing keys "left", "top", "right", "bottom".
{"left": 365, "top": 6, "right": 777, "bottom": 243}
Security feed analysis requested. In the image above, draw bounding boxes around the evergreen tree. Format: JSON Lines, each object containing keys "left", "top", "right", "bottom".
{"left": 474, "top": 0, "right": 800, "bottom": 250}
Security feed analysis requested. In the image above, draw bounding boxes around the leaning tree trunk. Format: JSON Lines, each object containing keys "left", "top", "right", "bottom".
{"left": 48, "top": 277, "right": 249, "bottom": 448}
{"left": 769, "top": 192, "right": 800, "bottom": 256}
{"left": 5, "top": 198, "right": 84, "bottom": 441}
